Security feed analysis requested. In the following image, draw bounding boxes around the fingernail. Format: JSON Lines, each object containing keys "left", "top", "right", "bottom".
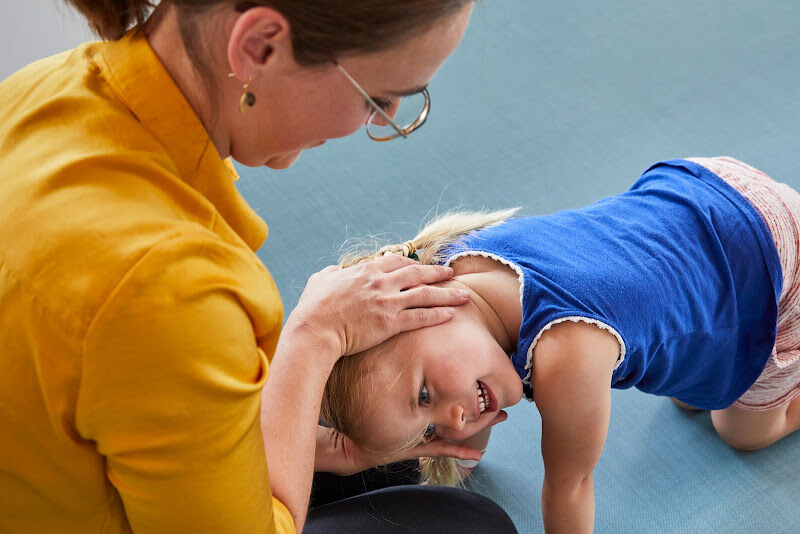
{"left": 458, "top": 290, "right": 470, "bottom": 299}
{"left": 444, "top": 307, "right": 455, "bottom": 316}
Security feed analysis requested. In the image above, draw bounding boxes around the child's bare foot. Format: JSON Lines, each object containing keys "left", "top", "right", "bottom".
{"left": 671, "top": 397, "right": 703, "bottom": 411}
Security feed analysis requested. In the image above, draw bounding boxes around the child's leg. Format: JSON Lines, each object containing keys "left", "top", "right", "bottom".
{"left": 714, "top": 350, "right": 800, "bottom": 450}
{"left": 670, "top": 398, "right": 702, "bottom": 411}
{"left": 711, "top": 398, "right": 800, "bottom": 451}
{"left": 686, "top": 157, "right": 800, "bottom": 449}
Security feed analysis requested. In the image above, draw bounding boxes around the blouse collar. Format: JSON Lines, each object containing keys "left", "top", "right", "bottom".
{"left": 98, "top": 31, "right": 268, "bottom": 251}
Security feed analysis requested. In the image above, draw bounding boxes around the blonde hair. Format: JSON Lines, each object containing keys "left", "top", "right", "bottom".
{"left": 322, "top": 207, "right": 519, "bottom": 485}
{"left": 340, "top": 207, "right": 519, "bottom": 268}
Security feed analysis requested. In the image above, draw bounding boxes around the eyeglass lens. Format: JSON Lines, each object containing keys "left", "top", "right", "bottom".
{"left": 366, "top": 91, "right": 428, "bottom": 140}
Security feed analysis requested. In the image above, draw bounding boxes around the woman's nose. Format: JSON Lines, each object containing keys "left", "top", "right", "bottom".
{"left": 368, "top": 99, "right": 402, "bottom": 126}
{"left": 387, "top": 99, "right": 401, "bottom": 120}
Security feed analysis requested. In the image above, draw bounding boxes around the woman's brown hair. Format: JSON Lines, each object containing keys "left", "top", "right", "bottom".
{"left": 64, "top": 0, "right": 474, "bottom": 64}
{"left": 65, "top": 0, "right": 474, "bottom": 126}
{"left": 64, "top": 0, "right": 152, "bottom": 41}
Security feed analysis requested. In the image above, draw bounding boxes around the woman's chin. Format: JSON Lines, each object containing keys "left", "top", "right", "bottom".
{"left": 264, "top": 151, "right": 302, "bottom": 169}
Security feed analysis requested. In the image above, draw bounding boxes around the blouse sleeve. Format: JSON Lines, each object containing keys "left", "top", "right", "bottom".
{"left": 75, "top": 232, "right": 293, "bottom": 534}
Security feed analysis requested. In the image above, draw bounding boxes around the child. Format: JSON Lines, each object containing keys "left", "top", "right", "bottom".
{"left": 319, "top": 157, "right": 800, "bottom": 533}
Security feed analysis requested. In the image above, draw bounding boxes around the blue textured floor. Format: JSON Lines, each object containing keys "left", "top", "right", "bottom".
{"left": 236, "top": 1, "right": 800, "bottom": 531}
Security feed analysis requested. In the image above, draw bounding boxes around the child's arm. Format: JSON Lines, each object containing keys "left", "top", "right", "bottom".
{"left": 532, "top": 321, "right": 620, "bottom": 534}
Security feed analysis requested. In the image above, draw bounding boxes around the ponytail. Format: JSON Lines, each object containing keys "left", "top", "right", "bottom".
{"left": 340, "top": 207, "right": 520, "bottom": 268}
{"left": 420, "top": 456, "right": 467, "bottom": 487}
{"left": 64, "top": 0, "right": 153, "bottom": 40}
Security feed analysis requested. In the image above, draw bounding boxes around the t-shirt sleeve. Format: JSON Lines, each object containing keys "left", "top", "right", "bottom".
{"left": 75, "top": 233, "right": 293, "bottom": 533}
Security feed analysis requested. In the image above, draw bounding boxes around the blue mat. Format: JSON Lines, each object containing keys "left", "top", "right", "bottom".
{"left": 236, "top": 1, "right": 800, "bottom": 531}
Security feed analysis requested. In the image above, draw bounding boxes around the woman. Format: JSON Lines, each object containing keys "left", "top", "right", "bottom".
{"left": 0, "top": 1, "right": 516, "bottom": 532}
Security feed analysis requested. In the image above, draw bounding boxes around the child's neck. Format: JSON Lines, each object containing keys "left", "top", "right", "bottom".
{"left": 445, "top": 255, "right": 523, "bottom": 354}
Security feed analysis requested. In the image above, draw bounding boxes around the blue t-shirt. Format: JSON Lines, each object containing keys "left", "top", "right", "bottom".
{"left": 443, "top": 159, "right": 782, "bottom": 410}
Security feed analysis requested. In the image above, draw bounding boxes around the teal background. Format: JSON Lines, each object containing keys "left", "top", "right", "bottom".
{"left": 234, "top": 1, "right": 800, "bottom": 532}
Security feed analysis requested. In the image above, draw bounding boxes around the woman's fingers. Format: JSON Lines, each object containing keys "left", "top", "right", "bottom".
{"left": 413, "top": 414, "right": 507, "bottom": 461}
{"left": 390, "top": 285, "right": 469, "bottom": 335}
{"left": 489, "top": 410, "right": 508, "bottom": 427}
{"left": 399, "top": 285, "right": 470, "bottom": 310}
{"left": 288, "top": 256, "right": 467, "bottom": 357}
{"left": 414, "top": 440, "right": 482, "bottom": 462}
{"left": 371, "top": 253, "right": 419, "bottom": 273}
{"left": 394, "top": 306, "right": 458, "bottom": 334}
{"left": 386, "top": 263, "right": 456, "bottom": 291}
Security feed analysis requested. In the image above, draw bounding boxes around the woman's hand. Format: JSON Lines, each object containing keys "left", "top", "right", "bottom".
{"left": 315, "top": 426, "right": 481, "bottom": 477}
{"left": 315, "top": 411, "right": 508, "bottom": 476}
{"left": 286, "top": 255, "right": 470, "bottom": 360}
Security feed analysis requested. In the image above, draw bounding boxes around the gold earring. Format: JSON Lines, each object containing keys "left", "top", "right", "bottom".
{"left": 229, "top": 73, "right": 256, "bottom": 113}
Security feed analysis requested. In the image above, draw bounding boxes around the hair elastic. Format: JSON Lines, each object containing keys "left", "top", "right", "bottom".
{"left": 379, "top": 240, "right": 419, "bottom": 260}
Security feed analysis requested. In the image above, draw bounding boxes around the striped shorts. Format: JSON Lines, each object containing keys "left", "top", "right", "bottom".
{"left": 689, "top": 157, "right": 800, "bottom": 411}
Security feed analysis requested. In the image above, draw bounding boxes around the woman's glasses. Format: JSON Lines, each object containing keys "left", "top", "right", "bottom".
{"left": 331, "top": 60, "right": 430, "bottom": 142}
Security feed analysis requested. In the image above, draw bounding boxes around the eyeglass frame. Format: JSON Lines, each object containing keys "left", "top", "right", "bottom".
{"left": 329, "top": 58, "right": 431, "bottom": 142}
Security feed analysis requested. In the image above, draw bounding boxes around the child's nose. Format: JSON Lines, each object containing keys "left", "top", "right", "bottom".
{"left": 442, "top": 403, "right": 466, "bottom": 433}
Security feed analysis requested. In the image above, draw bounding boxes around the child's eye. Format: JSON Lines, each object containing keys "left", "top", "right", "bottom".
{"left": 423, "top": 424, "right": 436, "bottom": 440}
{"left": 419, "top": 383, "right": 430, "bottom": 405}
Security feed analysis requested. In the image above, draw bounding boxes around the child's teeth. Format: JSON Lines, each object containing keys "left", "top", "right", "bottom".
{"left": 477, "top": 381, "right": 490, "bottom": 413}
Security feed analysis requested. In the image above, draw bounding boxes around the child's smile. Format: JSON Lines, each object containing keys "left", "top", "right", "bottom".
{"left": 477, "top": 380, "right": 497, "bottom": 416}
{"left": 362, "top": 300, "right": 523, "bottom": 453}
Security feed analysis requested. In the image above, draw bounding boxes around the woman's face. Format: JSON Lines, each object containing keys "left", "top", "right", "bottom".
{"left": 231, "top": 4, "right": 474, "bottom": 168}
{"left": 358, "top": 307, "right": 524, "bottom": 455}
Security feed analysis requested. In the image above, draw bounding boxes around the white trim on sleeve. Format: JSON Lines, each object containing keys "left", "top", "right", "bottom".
{"left": 523, "top": 316, "right": 626, "bottom": 391}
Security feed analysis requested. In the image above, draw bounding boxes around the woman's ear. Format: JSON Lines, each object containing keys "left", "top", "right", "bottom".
{"left": 227, "top": 7, "right": 292, "bottom": 81}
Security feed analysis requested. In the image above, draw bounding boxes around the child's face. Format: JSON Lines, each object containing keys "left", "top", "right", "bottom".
{"left": 362, "top": 306, "right": 524, "bottom": 452}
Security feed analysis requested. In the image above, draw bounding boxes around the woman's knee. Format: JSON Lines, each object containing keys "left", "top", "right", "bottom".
{"left": 306, "top": 485, "right": 517, "bottom": 534}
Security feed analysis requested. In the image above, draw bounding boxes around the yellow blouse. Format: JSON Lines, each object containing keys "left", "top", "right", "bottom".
{"left": 0, "top": 31, "right": 294, "bottom": 533}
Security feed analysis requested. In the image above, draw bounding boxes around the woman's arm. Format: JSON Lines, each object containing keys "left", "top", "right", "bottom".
{"left": 78, "top": 238, "right": 298, "bottom": 534}
{"left": 532, "top": 321, "right": 619, "bottom": 534}
{"left": 260, "top": 323, "right": 339, "bottom": 529}
{"left": 261, "top": 255, "right": 472, "bottom": 530}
